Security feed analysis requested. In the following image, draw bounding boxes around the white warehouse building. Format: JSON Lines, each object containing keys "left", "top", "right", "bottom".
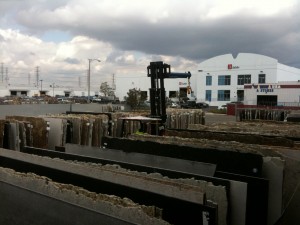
{"left": 0, "top": 83, "right": 92, "bottom": 98}
{"left": 196, "top": 53, "right": 300, "bottom": 108}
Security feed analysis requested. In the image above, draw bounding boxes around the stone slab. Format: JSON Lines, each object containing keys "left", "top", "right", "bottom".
{"left": 66, "top": 143, "right": 216, "bottom": 177}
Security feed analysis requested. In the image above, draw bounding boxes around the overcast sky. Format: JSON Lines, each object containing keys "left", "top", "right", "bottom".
{"left": 0, "top": 0, "right": 299, "bottom": 89}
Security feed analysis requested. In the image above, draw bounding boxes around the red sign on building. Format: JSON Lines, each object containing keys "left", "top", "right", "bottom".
{"left": 228, "top": 64, "right": 232, "bottom": 69}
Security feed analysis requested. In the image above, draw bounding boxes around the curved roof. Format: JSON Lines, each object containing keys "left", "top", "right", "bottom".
{"left": 199, "top": 53, "right": 278, "bottom": 67}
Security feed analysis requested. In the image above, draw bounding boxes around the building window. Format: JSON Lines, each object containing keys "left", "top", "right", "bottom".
{"left": 218, "top": 75, "right": 231, "bottom": 85}
{"left": 258, "top": 74, "right": 266, "bottom": 84}
{"left": 140, "top": 91, "right": 148, "bottom": 100}
{"left": 179, "top": 88, "right": 187, "bottom": 98}
{"left": 10, "top": 91, "right": 17, "bottom": 96}
{"left": 205, "top": 90, "right": 211, "bottom": 101}
{"left": 218, "top": 90, "right": 230, "bottom": 101}
{"left": 40, "top": 91, "right": 46, "bottom": 96}
{"left": 237, "top": 90, "right": 244, "bottom": 101}
{"left": 169, "top": 91, "right": 177, "bottom": 98}
{"left": 206, "top": 76, "right": 212, "bottom": 86}
{"left": 237, "top": 75, "right": 251, "bottom": 85}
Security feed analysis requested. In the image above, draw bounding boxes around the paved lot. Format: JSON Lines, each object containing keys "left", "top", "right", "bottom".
{"left": 205, "top": 112, "right": 237, "bottom": 125}
{"left": 0, "top": 103, "right": 110, "bottom": 119}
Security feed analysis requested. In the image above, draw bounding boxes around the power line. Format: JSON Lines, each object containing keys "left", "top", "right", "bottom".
{"left": 116, "top": 75, "right": 145, "bottom": 78}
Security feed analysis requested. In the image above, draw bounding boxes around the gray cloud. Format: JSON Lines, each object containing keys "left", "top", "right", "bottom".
{"left": 3, "top": 0, "right": 300, "bottom": 68}
{"left": 76, "top": 10, "right": 300, "bottom": 67}
{"left": 64, "top": 57, "right": 80, "bottom": 64}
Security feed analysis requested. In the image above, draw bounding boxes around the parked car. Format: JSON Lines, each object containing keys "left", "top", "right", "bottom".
{"left": 181, "top": 100, "right": 209, "bottom": 109}
{"left": 196, "top": 102, "right": 210, "bottom": 108}
{"left": 219, "top": 104, "right": 227, "bottom": 110}
{"left": 57, "top": 97, "right": 72, "bottom": 104}
{"left": 169, "top": 102, "right": 179, "bottom": 108}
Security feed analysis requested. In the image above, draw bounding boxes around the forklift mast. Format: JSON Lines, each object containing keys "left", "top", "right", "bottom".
{"left": 147, "top": 61, "right": 191, "bottom": 123}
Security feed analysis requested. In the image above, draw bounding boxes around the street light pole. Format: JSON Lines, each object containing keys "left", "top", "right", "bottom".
{"left": 40, "top": 79, "right": 43, "bottom": 90}
{"left": 87, "top": 59, "right": 101, "bottom": 103}
{"left": 52, "top": 83, "right": 55, "bottom": 97}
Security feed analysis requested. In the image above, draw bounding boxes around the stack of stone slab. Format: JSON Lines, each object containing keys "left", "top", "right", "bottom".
{"left": 110, "top": 109, "right": 205, "bottom": 135}
{"left": 176, "top": 120, "right": 300, "bottom": 225}
{"left": 0, "top": 163, "right": 169, "bottom": 225}
{"left": 166, "top": 108, "right": 205, "bottom": 129}
{"left": 1, "top": 114, "right": 111, "bottom": 150}
{"left": 188, "top": 120, "right": 300, "bottom": 135}
{"left": 44, "top": 114, "right": 109, "bottom": 148}
{"left": 110, "top": 111, "right": 150, "bottom": 137}
{"left": 0, "top": 110, "right": 205, "bottom": 150}
{"left": 101, "top": 133, "right": 289, "bottom": 225}
{"left": 1, "top": 116, "right": 48, "bottom": 150}
{"left": 0, "top": 148, "right": 227, "bottom": 225}
{"left": 64, "top": 142, "right": 229, "bottom": 225}
{"left": 169, "top": 127, "right": 294, "bottom": 147}
{"left": 238, "top": 108, "right": 288, "bottom": 121}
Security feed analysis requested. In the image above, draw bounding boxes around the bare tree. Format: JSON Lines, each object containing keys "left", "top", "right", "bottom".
{"left": 100, "top": 82, "right": 114, "bottom": 97}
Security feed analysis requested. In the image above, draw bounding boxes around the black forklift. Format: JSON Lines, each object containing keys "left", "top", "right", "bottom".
{"left": 120, "top": 61, "right": 192, "bottom": 136}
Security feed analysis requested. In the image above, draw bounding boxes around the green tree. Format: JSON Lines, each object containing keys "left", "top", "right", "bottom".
{"left": 125, "top": 88, "right": 146, "bottom": 109}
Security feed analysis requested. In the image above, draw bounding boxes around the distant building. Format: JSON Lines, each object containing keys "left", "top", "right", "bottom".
{"left": 196, "top": 53, "right": 300, "bottom": 108}
{"left": 0, "top": 83, "right": 91, "bottom": 98}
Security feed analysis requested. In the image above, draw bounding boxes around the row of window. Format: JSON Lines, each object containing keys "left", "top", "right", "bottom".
{"left": 206, "top": 74, "right": 266, "bottom": 86}
{"left": 206, "top": 90, "right": 230, "bottom": 101}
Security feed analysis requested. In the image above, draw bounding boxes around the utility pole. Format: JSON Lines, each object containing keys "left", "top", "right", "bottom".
{"left": 86, "top": 69, "right": 89, "bottom": 96}
{"left": 40, "top": 79, "right": 43, "bottom": 91}
{"left": 5, "top": 67, "right": 8, "bottom": 85}
{"left": 1, "top": 63, "right": 3, "bottom": 83}
{"left": 28, "top": 73, "right": 31, "bottom": 85}
{"left": 36, "top": 66, "right": 39, "bottom": 87}
{"left": 51, "top": 83, "right": 55, "bottom": 97}
{"left": 112, "top": 73, "right": 116, "bottom": 90}
{"left": 88, "top": 62, "right": 91, "bottom": 103}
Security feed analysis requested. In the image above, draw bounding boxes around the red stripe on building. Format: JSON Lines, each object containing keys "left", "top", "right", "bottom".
{"left": 280, "top": 85, "right": 300, "bottom": 88}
